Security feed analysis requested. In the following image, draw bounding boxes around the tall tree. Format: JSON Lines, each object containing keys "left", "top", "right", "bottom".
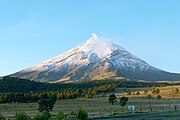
{"left": 147, "top": 95, "right": 153, "bottom": 112}
{"left": 38, "top": 96, "right": 57, "bottom": 112}
{"left": 120, "top": 97, "right": 128, "bottom": 113}
{"left": 109, "top": 94, "right": 117, "bottom": 105}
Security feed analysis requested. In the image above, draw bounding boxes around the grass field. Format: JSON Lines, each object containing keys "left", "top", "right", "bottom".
{"left": 1, "top": 85, "right": 180, "bottom": 119}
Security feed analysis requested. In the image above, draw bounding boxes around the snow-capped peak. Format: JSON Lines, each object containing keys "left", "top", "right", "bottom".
{"left": 79, "top": 33, "right": 124, "bottom": 58}
{"left": 11, "top": 33, "right": 180, "bottom": 82}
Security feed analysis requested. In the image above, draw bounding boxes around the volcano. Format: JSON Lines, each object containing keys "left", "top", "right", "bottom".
{"left": 10, "top": 33, "right": 180, "bottom": 82}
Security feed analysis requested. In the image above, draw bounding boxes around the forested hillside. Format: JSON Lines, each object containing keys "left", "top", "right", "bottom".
{"left": 0, "top": 76, "right": 169, "bottom": 93}
{"left": 0, "top": 77, "right": 169, "bottom": 103}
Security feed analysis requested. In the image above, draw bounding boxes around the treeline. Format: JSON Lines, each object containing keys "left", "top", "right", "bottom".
{"left": 0, "top": 77, "right": 169, "bottom": 103}
{"left": 0, "top": 84, "right": 117, "bottom": 103}
{"left": 0, "top": 77, "right": 120, "bottom": 93}
{"left": 0, "top": 77, "right": 169, "bottom": 93}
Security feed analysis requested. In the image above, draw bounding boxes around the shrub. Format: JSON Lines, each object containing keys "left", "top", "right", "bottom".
{"left": 0, "top": 113, "right": 5, "bottom": 120}
{"left": 56, "top": 112, "right": 67, "bottom": 120}
{"left": 33, "top": 111, "right": 51, "bottom": 120}
{"left": 112, "top": 110, "right": 119, "bottom": 115}
{"left": 76, "top": 108, "right": 88, "bottom": 120}
{"left": 15, "top": 112, "right": 31, "bottom": 120}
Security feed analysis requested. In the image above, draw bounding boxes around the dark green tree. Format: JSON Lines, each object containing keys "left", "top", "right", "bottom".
{"left": 109, "top": 94, "right": 117, "bottom": 105}
{"left": 120, "top": 97, "right": 128, "bottom": 113}
{"left": 38, "top": 96, "right": 56, "bottom": 112}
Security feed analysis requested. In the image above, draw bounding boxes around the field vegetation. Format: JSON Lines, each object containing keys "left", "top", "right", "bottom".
{"left": 1, "top": 77, "right": 180, "bottom": 119}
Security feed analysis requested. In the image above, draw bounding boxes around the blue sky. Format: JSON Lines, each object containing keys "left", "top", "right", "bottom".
{"left": 0, "top": 0, "right": 180, "bottom": 76}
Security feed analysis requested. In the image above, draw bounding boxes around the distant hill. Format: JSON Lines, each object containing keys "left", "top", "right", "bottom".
{"left": 9, "top": 33, "right": 180, "bottom": 82}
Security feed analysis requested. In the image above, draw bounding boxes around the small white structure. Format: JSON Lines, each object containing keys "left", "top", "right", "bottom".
{"left": 128, "top": 105, "right": 136, "bottom": 111}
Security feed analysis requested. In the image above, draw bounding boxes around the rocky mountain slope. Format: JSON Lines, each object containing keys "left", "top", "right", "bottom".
{"left": 10, "top": 33, "right": 180, "bottom": 82}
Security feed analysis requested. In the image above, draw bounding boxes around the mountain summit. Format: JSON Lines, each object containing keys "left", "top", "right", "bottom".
{"left": 11, "top": 33, "right": 180, "bottom": 82}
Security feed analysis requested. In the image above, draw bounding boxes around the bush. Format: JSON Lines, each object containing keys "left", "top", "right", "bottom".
{"left": 0, "top": 113, "right": 5, "bottom": 120}
{"left": 55, "top": 112, "right": 67, "bottom": 120}
{"left": 112, "top": 110, "right": 119, "bottom": 115}
{"left": 76, "top": 109, "right": 88, "bottom": 120}
{"left": 15, "top": 112, "right": 31, "bottom": 120}
{"left": 33, "top": 111, "right": 51, "bottom": 120}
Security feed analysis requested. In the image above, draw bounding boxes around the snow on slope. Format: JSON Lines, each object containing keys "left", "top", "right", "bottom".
{"left": 22, "top": 33, "right": 149, "bottom": 73}
{"left": 12, "top": 33, "right": 180, "bottom": 82}
{"left": 79, "top": 33, "right": 122, "bottom": 58}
